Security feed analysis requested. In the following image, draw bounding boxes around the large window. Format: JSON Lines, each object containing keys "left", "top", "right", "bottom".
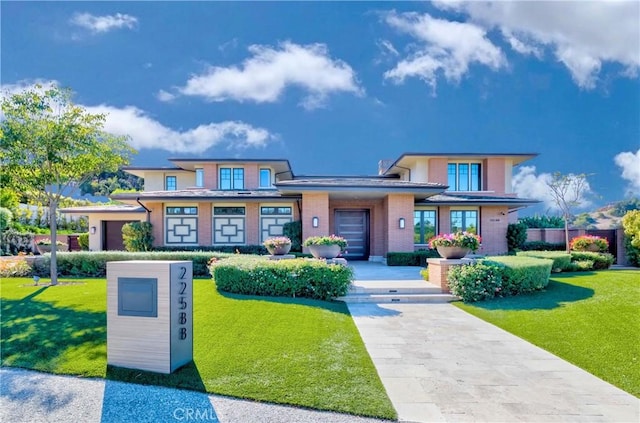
{"left": 260, "top": 206, "right": 293, "bottom": 242}
{"left": 165, "top": 176, "right": 177, "bottom": 191}
{"left": 450, "top": 210, "right": 478, "bottom": 234}
{"left": 195, "top": 168, "right": 204, "bottom": 187}
{"left": 219, "top": 168, "right": 244, "bottom": 190}
{"left": 259, "top": 168, "right": 272, "bottom": 188}
{"left": 414, "top": 210, "right": 437, "bottom": 244}
{"left": 447, "top": 163, "right": 481, "bottom": 191}
{"left": 213, "top": 206, "right": 245, "bottom": 244}
{"left": 165, "top": 206, "right": 198, "bottom": 244}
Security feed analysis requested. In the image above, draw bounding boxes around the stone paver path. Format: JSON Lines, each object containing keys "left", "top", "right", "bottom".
{"left": 349, "top": 301, "right": 639, "bottom": 423}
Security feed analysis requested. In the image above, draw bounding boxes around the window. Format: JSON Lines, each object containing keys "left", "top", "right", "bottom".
{"left": 213, "top": 206, "right": 245, "bottom": 244}
{"left": 219, "top": 168, "right": 244, "bottom": 190}
{"left": 195, "top": 169, "right": 204, "bottom": 187}
{"left": 165, "top": 176, "right": 177, "bottom": 191}
{"left": 214, "top": 207, "right": 245, "bottom": 215}
{"left": 414, "top": 210, "right": 437, "bottom": 244}
{"left": 259, "top": 168, "right": 272, "bottom": 188}
{"left": 450, "top": 210, "right": 478, "bottom": 234}
{"left": 167, "top": 207, "right": 198, "bottom": 215}
{"left": 447, "top": 163, "right": 481, "bottom": 191}
{"left": 165, "top": 206, "right": 198, "bottom": 244}
{"left": 260, "top": 206, "right": 293, "bottom": 242}
{"left": 260, "top": 206, "right": 291, "bottom": 215}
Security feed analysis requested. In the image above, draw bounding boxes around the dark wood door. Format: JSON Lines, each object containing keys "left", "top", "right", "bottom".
{"left": 103, "top": 221, "right": 134, "bottom": 251}
{"left": 335, "top": 210, "right": 369, "bottom": 260}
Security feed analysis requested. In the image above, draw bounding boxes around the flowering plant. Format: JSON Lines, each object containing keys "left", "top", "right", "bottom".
{"left": 569, "top": 235, "right": 608, "bottom": 252}
{"left": 263, "top": 236, "right": 292, "bottom": 249}
{"left": 303, "top": 235, "right": 348, "bottom": 251}
{"left": 428, "top": 232, "right": 481, "bottom": 252}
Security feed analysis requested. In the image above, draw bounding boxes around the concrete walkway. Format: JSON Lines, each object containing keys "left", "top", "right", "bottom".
{"left": 347, "top": 262, "right": 639, "bottom": 422}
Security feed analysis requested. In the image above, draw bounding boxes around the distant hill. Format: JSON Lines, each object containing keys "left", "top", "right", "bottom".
{"left": 572, "top": 198, "right": 640, "bottom": 229}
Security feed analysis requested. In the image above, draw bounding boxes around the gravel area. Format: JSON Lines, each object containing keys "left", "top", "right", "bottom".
{"left": 0, "top": 367, "right": 392, "bottom": 423}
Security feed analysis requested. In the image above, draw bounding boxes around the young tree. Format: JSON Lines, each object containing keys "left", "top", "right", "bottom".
{"left": 0, "top": 84, "right": 135, "bottom": 284}
{"left": 546, "top": 172, "right": 591, "bottom": 253}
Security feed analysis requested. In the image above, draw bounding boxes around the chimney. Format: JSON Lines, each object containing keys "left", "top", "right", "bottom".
{"left": 378, "top": 159, "right": 393, "bottom": 175}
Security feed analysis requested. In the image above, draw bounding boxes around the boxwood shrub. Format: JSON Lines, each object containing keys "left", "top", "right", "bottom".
{"left": 32, "top": 251, "right": 234, "bottom": 278}
{"left": 210, "top": 256, "right": 353, "bottom": 301}
{"left": 446, "top": 262, "right": 504, "bottom": 302}
{"left": 387, "top": 249, "right": 440, "bottom": 266}
{"left": 570, "top": 251, "right": 614, "bottom": 270}
{"left": 516, "top": 251, "right": 572, "bottom": 272}
{"left": 521, "top": 241, "right": 565, "bottom": 251}
{"left": 483, "top": 256, "right": 553, "bottom": 296}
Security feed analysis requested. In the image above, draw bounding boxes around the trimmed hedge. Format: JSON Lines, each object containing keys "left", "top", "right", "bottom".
{"left": 447, "top": 262, "right": 504, "bottom": 302}
{"left": 570, "top": 251, "right": 614, "bottom": 270}
{"left": 211, "top": 256, "right": 353, "bottom": 301}
{"left": 483, "top": 256, "right": 553, "bottom": 296}
{"left": 387, "top": 249, "right": 440, "bottom": 266}
{"left": 32, "top": 251, "right": 235, "bottom": 278}
{"left": 516, "top": 251, "right": 572, "bottom": 272}
{"left": 521, "top": 241, "right": 566, "bottom": 251}
{"left": 153, "top": 245, "right": 268, "bottom": 255}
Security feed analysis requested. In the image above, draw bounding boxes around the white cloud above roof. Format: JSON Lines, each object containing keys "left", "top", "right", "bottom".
{"left": 433, "top": 1, "right": 640, "bottom": 89}
{"left": 614, "top": 149, "right": 640, "bottom": 196}
{"left": 382, "top": 10, "right": 506, "bottom": 93}
{"left": 1, "top": 80, "right": 276, "bottom": 154}
{"left": 512, "top": 166, "right": 594, "bottom": 211}
{"left": 70, "top": 12, "right": 138, "bottom": 34}
{"left": 170, "top": 41, "right": 363, "bottom": 109}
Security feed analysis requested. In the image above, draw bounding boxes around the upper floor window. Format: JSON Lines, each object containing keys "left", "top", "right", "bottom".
{"left": 450, "top": 210, "right": 478, "bottom": 234}
{"left": 195, "top": 168, "right": 204, "bottom": 187}
{"left": 414, "top": 210, "right": 437, "bottom": 244}
{"left": 448, "top": 163, "right": 481, "bottom": 191}
{"left": 165, "top": 176, "right": 177, "bottom": 191}
{"left": 259, "top": 168, "right": 272, "bottom": 188}
{"left": 219, "top": 168, "right": 244, "bottom": 190}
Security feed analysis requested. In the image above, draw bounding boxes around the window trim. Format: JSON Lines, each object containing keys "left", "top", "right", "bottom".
{"left": 219, "top": 167, "right": 244, "bottom": 190}
{"left": 447, "top": 161, "right": 482, "bottom": 192}
{"left": 413, "top": 208, "right": 438, "bottom": 245}
{"left": 449, "top": 208, "right": 480, "bottom": 234}
{"left": 259, "top": 168, "right": 272, "bottom": 188}
{"left": 195, "top": 168, "right": 204, "bottom": 187}
{"left": 165, "top": 175, "right": 177, "bottom": 191}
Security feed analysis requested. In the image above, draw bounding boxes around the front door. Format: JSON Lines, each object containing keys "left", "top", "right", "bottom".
{"left": 335, "top": 210, "right": 369, "bottom": 260}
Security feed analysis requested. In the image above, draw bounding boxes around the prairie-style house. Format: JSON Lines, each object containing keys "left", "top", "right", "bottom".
{"left": 63, "top": 152, "right": 538, "bottom": 260}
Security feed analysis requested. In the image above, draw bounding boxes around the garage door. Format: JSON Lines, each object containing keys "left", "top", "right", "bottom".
{"left": 103, "top": 221, "right": 134, "bottom": 251}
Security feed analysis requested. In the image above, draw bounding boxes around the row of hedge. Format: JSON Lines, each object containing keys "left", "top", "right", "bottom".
{"left": 31, "top": 251, "right": 235, "bottom": 278}
{"left": 517, "top": 251, "right": 614, "bottom": 271}
{"left": 210, "top": 256, "right": 353, "bottom": 300}
{"left": 447, "top": 256, "right": 553, "bottom": 302}
{"left": 386, "top": 250, "right": 440, "bottom": 266}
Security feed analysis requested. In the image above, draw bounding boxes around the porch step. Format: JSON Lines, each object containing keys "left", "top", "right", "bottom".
{"left": 337, "top": 280, "right": 458, "bottom": 303}
{"left": 338, "top": 293, "right": 457, "bottom": 303}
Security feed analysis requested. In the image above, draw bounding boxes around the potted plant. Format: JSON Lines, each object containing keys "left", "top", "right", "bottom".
{"left": 303, "top": 235, "right": 348, "bottom": 259}
{"left": 263, "top": 236, "right": 292, "bottom": 255}
{"left": 569, "top": 235, "right": 608, "bottom": 252}
{"left": 429, "top": 232, "right": 481, "bottom": 259}
{"left": 36, "top": 238, "right": 68, "bottom": 254}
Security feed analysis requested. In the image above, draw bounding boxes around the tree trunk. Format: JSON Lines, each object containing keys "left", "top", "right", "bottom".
{"left": 49, "top": 201, "right": 58, "bottom": 285}
{"left": 564, "top": 215, "right": 570, "bottom": 254}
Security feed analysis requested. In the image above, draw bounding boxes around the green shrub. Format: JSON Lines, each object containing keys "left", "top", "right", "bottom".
{"left": 152, "top": 244, "right": 268, "bottom": 255}
{"left": 622, "top": 210, "right": 640, "bottom": 266}
{"left": 569, "top": 235, "right": 609, "bottom": 252}
{"left": 210, "top": 256, "right": 353, "bottom": 301}
{"left": 483, "top": 256, "right": 552, "bottom": 296}
{"left": 78, "top": 233, "right": 89, "bottom": 250}
{"left": 447, "top": 262, "right": 504, "bottom": 302}
{"left": 0, "top": 207, "right": 13, "bottom": 231}
{"left": 32, "top": 251, "right": 234, "bottom": 278}
{"left": 507, "top": 222, "right": 527, "bottom": 252}
{"left": 122, "top": 222, "right": 153, "bottom": 252}
{"left": 624, "top": 234, "right": 640, "bottom": 267}
{"left": 387, "top": 249, "right": 440, "bottom": 266}
{"left": 519, "top": 215, "right": 564, "bottom": 228}
{"left": 283, "top": 220, "right": 302, "bottom": 252}
{"left": 516, "top": 251, "right": 572, "bottom": 272}
{"left": 573, "top": 260, "right": 595, "bottom": 271}
{"left": 0, "top": 256, "right": 32, "bottom": 277}
{"left": 521, "top": 241, "right": 566, "bottom": 251}
{"left": 420, "top": 268, "right": 429, "bottom": 281}
{"left": 0, "top": 229, "right": 37, "bottom": 256}
{"left": 570, "top": 251, "right": 614, "bottom": 270}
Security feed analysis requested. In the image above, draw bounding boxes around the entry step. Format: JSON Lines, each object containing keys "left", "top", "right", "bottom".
{"left": 337, "top": 293, "right": 457, "bottom": 304}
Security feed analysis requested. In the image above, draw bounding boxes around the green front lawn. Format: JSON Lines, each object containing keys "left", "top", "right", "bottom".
{"left": 454, "top": 270, "right": 640, "bottom": 397}
{"left": 1, "top": 278, "right": 395, "bottom": 419}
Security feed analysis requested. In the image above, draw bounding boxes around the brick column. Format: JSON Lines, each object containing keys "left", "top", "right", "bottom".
{"left": 386, "top": 193, "right": 414, "bottom": 253}
{"left": 301, "top": 193, "right": 329, "bottom": 250}
{"left": 427, "top": 258, "right": 470, "bottom": 294}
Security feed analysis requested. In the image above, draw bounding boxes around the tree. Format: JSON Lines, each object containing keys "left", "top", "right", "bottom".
{"left": 79, "top": 169, "right": 143, "bottom": 197}
{"left": 546, "top": 172, "right": 591, "bottom": 253}
{"left": 622, "top": 210, "right": 640, "bottom": 266}
{"left": 0, "top": 84, "right": 135, "bottom": 284}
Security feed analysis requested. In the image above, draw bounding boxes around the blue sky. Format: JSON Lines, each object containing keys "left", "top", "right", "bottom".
{"left": 2, "top": 1, "right": 639, "bottom": 212}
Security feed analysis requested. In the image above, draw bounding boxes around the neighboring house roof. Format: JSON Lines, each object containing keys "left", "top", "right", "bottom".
{"left": 59, "top": 204, "right": 146, "bottom": 214}
{"left": 111, "top": 189, "right": 301, "bottom": 201}
{"left": 121, "top": 166, "right": 184, "bottom": 178}
{"left": 276, "top": 177, "right": 447, "bottom": 199}
{"left": 417, "top": 193, "right": 540, "bottom": 208}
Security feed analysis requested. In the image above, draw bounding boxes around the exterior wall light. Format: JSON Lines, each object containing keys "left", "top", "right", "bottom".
{"left": 399, "top": 218, "right": 405, "bottom": 229}
{"left": 312, "top": 217, "right": 319, "bottom": 228}
{"left": 90, "top": 226, "right": 97, "bottom": 235}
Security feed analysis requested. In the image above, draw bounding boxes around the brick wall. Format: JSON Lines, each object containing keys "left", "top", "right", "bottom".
{"left": 438, "top": 206, "right": 451, "bottom": 234}
{"left": 428, "top": 158, "right": 448, "bottom": 185}
{"left": 148, "top": 203, "right": 164, "bottom": 247}
{"left": 386, "top": 194, "right": 414, "bottom": 253}
{"left": 329, "top": 199, "right": 385, "bottom": 256}
{"left": 479, "top": 206, "right": 508, "bottom": 254}
{"left": 485, "top": 158, "right": 505, "bottom": 193}
{"left": 202, "top": 164, "right": 217, "bottom": 189}
{"left": 244, "top": 163, "right": 259, "bottom": 190}
{"left": 198, "top": 205, "right": 212, "bottom": 246}
{"left": 246, "top": 203, "right": 260, "bottom": 244}
{"left": 301, "top": 193, "right": 329, "bottom": 244}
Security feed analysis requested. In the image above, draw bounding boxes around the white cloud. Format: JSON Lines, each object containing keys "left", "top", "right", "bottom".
{"left": 512, "top": 166, "right": 593, "bottom": 211}
{"left": 382, "top": 11, "right": 505, "bottom": 93}
{"left": 173, "top": 41, "right": 363, "bottom": 109}
{"left": 156, "top": 89, "right": 176, "bottom": 102}
{"left": 70, "top": 12, "right": 138, "bottom": 34}
{"left": 2, "top": 80, "right": 276, "bottom": 154}
{"left": 614, "top": 149, "right": 640, "bottom": 196}
{"left": 434, "top": 1, "right": 640, "bottom": 89}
